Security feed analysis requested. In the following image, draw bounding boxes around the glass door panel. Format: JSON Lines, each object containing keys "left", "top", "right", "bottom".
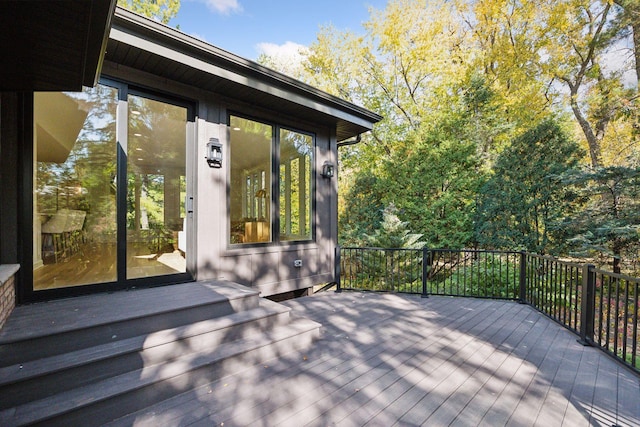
{"left": 126, "top": 95, "right": 187, "bottom": 279}
{"left": 33, "top": 85, "right": 118, "bottom": 290}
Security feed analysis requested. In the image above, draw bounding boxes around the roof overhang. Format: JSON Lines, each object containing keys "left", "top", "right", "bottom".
{"left": 106, "top": 8, "right": 382, "bottom": 141}
{"left": 0, "top": 0, "right": 116, "bottom": 92}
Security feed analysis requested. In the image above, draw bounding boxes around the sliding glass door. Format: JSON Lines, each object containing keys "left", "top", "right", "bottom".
{"left": 126, "top": 94, "right": 188, "bottom": 279}
{"left": 33, "top": 83, "right": 191, "bottom": 292}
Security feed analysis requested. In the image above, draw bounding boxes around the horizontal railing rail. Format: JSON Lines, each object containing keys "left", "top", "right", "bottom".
{"left": 335, "top": 246, "right": 639, "bottom": 374}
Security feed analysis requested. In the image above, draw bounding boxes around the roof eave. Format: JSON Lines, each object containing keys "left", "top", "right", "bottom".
{"left": 110, "top": 7, "right": 381, "bottom": 139}
{"left": 0, "top": 0, "right": 116, "bottom": 92}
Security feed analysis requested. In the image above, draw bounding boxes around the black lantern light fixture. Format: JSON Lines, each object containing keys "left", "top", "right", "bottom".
{"left": 206, "top": 137, "right": 223, "bottom": 168}
{"left": 321, "top": 161, "right": 335, "bottom": 179}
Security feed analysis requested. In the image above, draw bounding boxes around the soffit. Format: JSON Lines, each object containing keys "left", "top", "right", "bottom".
{"left": 106, "top": 8, "right": 381, "bottom": 141}
{"left": 0, "top": 1, "right": 116, "bottom": 92}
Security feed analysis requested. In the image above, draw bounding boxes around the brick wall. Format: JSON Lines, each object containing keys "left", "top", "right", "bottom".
{"left": 0, "top": 265, "right": 18, "bottom": 330}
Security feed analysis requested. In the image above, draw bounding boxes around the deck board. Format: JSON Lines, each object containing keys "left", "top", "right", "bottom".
{"left": 107, "top": 292, "right": 640, "bottom": 427}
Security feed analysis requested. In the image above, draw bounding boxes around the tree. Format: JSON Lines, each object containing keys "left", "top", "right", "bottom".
{"left": 358, "top": 203, "right": 425, "bottom": 292}
{"left": 559, "top": 166, "right": 640, "bottom": 273}
{"left": 338, "top": 172, "right": 385, "bottom": 245}
{"left": 535, "top": 0, "right": 636, "bottom": 168}
{"left": 299, "top": 1, "right": 520, "bottom": 249}
{"left": 612, "top": 0, "right": 640, "bottom": 87}
{"left": 385, "top": 121, "right": 483, "bottom": 249}
{"left": 475, "top": 119, "right": 584, "bottom": 254}
{"left": 363, "top": 203, "right": 426, "bottom": 249}
{"left": 117, "top": 0, "right": 179, "bottom": 24}
{"left": 259, "top": 0, "right": 638, "bottom": 257}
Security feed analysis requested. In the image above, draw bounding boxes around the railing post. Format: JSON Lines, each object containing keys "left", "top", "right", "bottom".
{"left": 519, "top": 251, "right": 527, "bottom": 304}
{"left": 578, "top": 264, "right": 596, "bottom": 346}
{"left": 335, "top": 246, "right": 342, "bottom": 293}
{"left": 421, "top": 248, "right": 429, "bottom": 298}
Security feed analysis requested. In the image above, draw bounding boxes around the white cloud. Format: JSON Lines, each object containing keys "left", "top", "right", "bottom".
{"left": 200, "top": 0, "right": 242, "bottom": 15}
{"left": 256, "top": 41, "right": 309, "bottom": 78}
{"left": 257, "top": 41, "right": 307, "bottom": 61}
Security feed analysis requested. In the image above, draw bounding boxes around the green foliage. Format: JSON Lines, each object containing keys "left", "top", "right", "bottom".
{"left": 385, "top": 123, "right": 483, "bottom": 249}
{"left": 341, "top": 205, "right": 426, "bottom": 293}
{"left": 341, "top": 248, "right": 424, "bottom": 293}
{"left": 118, "top": 0, "right": 179, "bottom": 24}
{"left": 557, "top": 166, "right": 640, "bottom": 272}
{"left": 258, "top": 0, "right": 638, "bottom": 268}
{"left": 363, "top": 203, "right": 426, "bottom": 249}
{"left": 475, "top": 119, "right": 584, "bottom": 254}
{"left": 429, "top": 254, "right": 519, "bottom": 298}
{"left": 338, "top": 172, "right": 385, "bottom": 245}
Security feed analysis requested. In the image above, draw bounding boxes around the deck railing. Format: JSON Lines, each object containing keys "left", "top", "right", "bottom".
{"left": 335, "top": 247, "right": 639, "bottom": 374}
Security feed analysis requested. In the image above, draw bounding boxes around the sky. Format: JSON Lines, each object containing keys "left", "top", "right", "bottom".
{"left": 171, "top": 0, "right": 388, "bottom": 61}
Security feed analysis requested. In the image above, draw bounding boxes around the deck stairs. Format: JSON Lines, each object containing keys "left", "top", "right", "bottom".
{"left": 0, "top": 281, "right": 321, "bottom": 426}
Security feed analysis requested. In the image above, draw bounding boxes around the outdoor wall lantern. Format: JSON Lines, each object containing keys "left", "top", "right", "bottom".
{"left": 321, "top": 161, "right": 335, "bottom": 179}
{"left": 206, "top": 138, "right": 223, "bottom": 168}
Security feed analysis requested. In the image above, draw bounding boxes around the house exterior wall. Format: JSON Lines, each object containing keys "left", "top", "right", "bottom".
{"left": 103, "top": 62, "right": 338, "bottom": 297}
{"left": 0, "top": 94, "right": 21, "bottom": 311}
{"left": 0, "top": 93, "right": 21, "bottom": 267}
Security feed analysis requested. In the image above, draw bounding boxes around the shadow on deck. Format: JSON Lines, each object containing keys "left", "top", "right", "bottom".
{"left": 106, "top": 292, "right": 640, "bottom": 426}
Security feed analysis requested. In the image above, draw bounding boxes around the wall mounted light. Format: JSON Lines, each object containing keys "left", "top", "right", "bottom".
{"left": 321, "top": 161, "right": 335, "bottom": 179}
{"left": 206, "top": 138, "right": 223, "bottom": 168}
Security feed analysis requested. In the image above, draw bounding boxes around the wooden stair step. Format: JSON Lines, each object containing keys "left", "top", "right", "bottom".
{"left": 0, "top": 299, "right": 291, "bottom": 409}
{"left": 0, "top": 281, "right": 260, "bottom": 366}
{"left": 0, "top": 317, "right": 321, "bottom": 427}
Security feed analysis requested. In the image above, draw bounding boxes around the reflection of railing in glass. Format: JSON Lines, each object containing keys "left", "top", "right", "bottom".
{"left": 41, "top": 209, "right": 86, "bottom": 263}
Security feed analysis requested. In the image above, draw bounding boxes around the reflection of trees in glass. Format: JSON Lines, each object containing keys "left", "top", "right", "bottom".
{"left": 229, "top": 117, "right": 314, "bottom": 243}
{"left": 126, "top": 174, "right": 165, "bottom": 230}
{"left": 230, "top": 116, "right": 273, "bottom": 141}
{"left": 36, "top": 85, "right": 118, "bottom": 241}
{"left": 75, "top": 85, "right": 118, "bottom": 239}
{"left": 127, "top": 95, "right": 187, "bottom": 240}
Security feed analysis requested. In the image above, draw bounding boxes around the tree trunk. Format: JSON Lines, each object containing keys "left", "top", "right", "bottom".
{"left": 569, "top": 90, "right": 603, "bottom": 168}
{"left": 612, "top": 238, "right": 623, "bottom": 274}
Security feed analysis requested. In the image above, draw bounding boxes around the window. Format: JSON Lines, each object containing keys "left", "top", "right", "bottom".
{"left": 229, "top": 115, "right": 314, "bottom": 245}
{"left": 279, "top": 128, "right": 313, "bottom": 241}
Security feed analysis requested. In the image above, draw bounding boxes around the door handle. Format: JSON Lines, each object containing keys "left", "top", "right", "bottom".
{"left": 186, "top": 196, "right": 194, "bottom": 214}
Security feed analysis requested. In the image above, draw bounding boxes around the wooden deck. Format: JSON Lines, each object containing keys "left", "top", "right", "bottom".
{"left": 108, "top": 292, "right": 640, "bottom": 427}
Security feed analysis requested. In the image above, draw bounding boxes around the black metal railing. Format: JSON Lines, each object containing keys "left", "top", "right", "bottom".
{"left": 335, "top": 246, "right": 639, "bottom": 374}
{"left": 428, "top": 249, "right": 521, "bottom": 299}
{"left": 337, "top": 247, "right": 427, "bottom": 295}
{"left": 524, "top": 254, "right": 584, "bottom": 336}
{"left": 336, "top": 247, "right": 521, "bottom": 299}
{"left": 592, "top": 268, "right": 639, "bottom": 370}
